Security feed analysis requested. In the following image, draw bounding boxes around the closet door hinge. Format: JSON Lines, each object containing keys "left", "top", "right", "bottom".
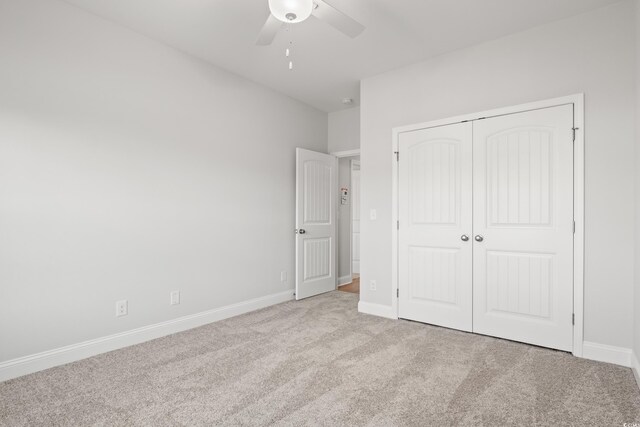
{"left": 397, "top": 220, "right": 399, "bottom": 230}
{"left": 572, "top": 313, "right": 575, "bottom": 325}
{"left": 394, "top": 151, "right": 399, "bottom": 162}
{"left": 397, "top": 288, "right": 399, "bottom": 298}
{"left": 573, "top": 221, "right": 576, "bottom": 234}
{"left": 572, "top": 127, "right": 579, "bottom": 142}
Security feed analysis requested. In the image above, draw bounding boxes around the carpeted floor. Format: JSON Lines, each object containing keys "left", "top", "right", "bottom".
{"left": 1, "top": 291, "right": 639, "bottom": 426}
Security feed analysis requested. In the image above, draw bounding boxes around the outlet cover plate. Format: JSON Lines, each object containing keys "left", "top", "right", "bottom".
{"left": 116, "top": 300, "right": 128, "bottom": 317}
{"left": 170, "top": 291, "right": 180, "bottom": 306}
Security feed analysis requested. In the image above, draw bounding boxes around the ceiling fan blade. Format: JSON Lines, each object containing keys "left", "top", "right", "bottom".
{"left": 256, "top": 14, "right": 283, "bottom": 46}
{"left": 312, "top": 0, "right": 364, "bottom": 38}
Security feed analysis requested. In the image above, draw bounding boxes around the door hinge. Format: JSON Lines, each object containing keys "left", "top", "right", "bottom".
{"left": 397, "top": 220, "right": 399, "bottom": 230}
{"left": 573, "top": 221, "right": 576, "bottom": 234}
{"left": 572, "top": 127, "right": 579, "bottom": 142}
{"left": 572, "top": 313, "right": 575, "bottom": 325}
{"left": 394, "top": 151, "right": 399, "bottom": 162}
{"left": 397, "top": 288, "right": 399, "bottom": 298}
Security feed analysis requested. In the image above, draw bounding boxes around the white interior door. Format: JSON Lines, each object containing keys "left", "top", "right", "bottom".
{"left": 472, "top": 105, "right": 574, "bottom": 351}
{"left": 351, "top": 163, "right": 360, "bottom": 275}
{"left": 398, "top": 122, "right": 473, "bottom": 332}
{"left": 295, "top": 148, "right": 337, "bottom": 300}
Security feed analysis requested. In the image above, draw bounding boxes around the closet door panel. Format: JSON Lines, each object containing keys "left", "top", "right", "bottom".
{"left": 398, "top": 122, "right": 473, "bottom": 331}
{"left": 472, "top": 105, "right": 574, "bottom": 351}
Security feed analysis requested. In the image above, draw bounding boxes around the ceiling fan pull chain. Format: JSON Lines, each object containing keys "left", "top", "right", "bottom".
{"left": 286, "top": 25, "right": 294, "bottom": 71}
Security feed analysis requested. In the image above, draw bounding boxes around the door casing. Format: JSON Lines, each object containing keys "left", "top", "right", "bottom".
{"left": 351, "top": 160, "right": 361, "bottom": 276}
{"left": 390, "top": 94, "right": 585, "bottom": 357}
{"left": 331, "top": 149, "right": 361, "bottom": 287}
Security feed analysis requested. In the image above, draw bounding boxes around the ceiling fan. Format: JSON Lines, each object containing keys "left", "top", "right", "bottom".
{"left": 256, "top": 0, "right": 365, "bottom": 46}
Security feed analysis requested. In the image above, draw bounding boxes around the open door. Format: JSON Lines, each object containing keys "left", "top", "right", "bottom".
{"left": 295, "top": 148, "right": 337, "bottom": 300}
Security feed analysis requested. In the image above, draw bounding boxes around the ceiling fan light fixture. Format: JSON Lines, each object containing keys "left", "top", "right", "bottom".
{"left": 269, "top": 0, "right": 313, "bottom": 23}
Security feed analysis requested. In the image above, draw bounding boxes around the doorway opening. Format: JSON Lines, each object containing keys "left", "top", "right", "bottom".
{"left": 336, "top": 154, "right": 360, "bottom": 295}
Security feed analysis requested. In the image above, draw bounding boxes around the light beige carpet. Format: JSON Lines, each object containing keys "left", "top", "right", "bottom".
{"left": 1, "top": 291, "right": 639, "bottom": 426}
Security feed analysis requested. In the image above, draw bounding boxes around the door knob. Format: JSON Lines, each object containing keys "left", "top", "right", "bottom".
{"left": 298, "top": 229, "right": 306, "bottom": 234}
{"left": 474, "top": 235, "right": 484, "bottom": 242}
{"left": 461, "top": 235, "right": 469, "bottom": 242}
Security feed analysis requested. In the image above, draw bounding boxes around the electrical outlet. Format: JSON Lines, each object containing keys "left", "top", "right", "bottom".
{"left": 170, "top": 290, "right": 180, "bottom": 306}
{"left": 280, "top": 271, "right": 287, "bottom": 283}
{"left": 370, "top": 280, "right": 377, "bottom": 291}
{"left": 115, "top": 300, "right": 128, "bottom": 317}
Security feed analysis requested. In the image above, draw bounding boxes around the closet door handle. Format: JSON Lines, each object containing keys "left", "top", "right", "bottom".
{"left": 474, "top": 235, "right": 484, "bottom": 242}
{"left": 461, "top": 235, "right": 469, "bottom": 242}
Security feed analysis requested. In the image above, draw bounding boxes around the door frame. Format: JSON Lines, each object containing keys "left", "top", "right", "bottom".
{"left": 350, "top": 160, "right": 361, "bottom": 279}
{"left": 332, "top": 149, "right": 361, "bottom": 287}
{"left": 390, "top": 94, "right": 585, "bottom": 357}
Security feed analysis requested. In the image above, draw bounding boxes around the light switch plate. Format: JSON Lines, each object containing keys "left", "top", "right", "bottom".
{"left": 170, "top": 291, "right": 180, "bottom": 306}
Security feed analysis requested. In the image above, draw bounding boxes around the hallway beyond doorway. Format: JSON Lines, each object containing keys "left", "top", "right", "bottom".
{"left": 339, "top": 277, "right": 359, "bottom": 294}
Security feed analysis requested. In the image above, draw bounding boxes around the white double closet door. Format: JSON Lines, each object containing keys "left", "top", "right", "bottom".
{"left": 398, "top": 105, "right": 574, "bottom": 352}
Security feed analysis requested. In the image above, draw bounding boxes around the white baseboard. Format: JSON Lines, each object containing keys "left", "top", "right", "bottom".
{"left": 337, "top": 275, "right": 353, "bottom": 287}
{"left": 0, "top": 289, "right": 295, "bottom": 383}
{"left": 632, "top": 352, "right": 640, "bottom": 391}
{"left": 582, "top": 341, "right": 632, "bottom": 367}
{"left": 358, "top": 301, "right": 397, "bottom": 320}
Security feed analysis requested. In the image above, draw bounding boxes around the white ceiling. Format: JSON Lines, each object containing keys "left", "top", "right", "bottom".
{"left": 63, "top": 0, "right": 620, "bottom": 112}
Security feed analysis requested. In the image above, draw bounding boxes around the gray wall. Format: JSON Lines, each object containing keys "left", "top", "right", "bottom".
{"left": 634, "top": 0, "right": 640, "bottom": 363}
{"left": 329, "top": 106, "right": 361, "bottom": 283}
{"left": 0, "top": 0, "right": 327, "bottom": 362}
{"left": 360, "top": 1, "right": 636, "bottom": 349}
{"left": 328, "top": 107, "right": 360, "bottom": 153}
